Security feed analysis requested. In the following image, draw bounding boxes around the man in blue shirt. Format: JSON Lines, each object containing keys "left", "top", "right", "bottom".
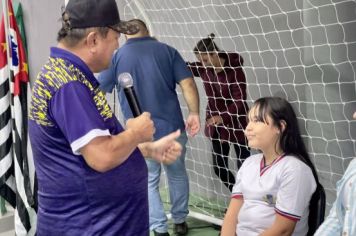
{"left": 98, "top": 19, "right": 200, "bottom": 235}
{"left": 29, "top": 1, "right": 182, "bottom": 235}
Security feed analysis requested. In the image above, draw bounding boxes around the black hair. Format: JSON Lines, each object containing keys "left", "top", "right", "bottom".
{"left": 252, "top": 97, "right": 319, "bottom": 183}
{"left": 193, "top": 33, "right": 220, "bottom": 53}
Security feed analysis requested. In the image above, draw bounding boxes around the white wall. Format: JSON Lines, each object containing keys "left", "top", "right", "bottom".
{"left": 19, "top": 0, "right": 62, "bottom": 83}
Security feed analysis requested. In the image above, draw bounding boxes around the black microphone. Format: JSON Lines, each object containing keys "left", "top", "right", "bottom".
{"left": 118, "top": 72, "right": 142, "bottom": 117}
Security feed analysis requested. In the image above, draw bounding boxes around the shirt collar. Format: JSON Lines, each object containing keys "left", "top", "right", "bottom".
{"left": 125, "top": 36, "right": 156, "bottom": 45}
{"left": 50, "top": 47, "right": 99, "bottom": 87}
{"left": 260, "top": 153, "right": 285, "bottom": 176}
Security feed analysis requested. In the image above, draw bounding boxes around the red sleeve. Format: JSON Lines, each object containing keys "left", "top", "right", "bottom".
{"left": 220, "top": 67, "right": 248, "bottom": 123}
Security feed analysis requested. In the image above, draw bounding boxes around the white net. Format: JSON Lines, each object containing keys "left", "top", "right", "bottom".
{"left": 107, "top": 0, "right": 356, "bottom": 225}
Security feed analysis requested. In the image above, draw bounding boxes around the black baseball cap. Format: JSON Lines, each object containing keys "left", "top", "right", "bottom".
{"left": 64, "top": 0, "right": 139, "bottom": 35}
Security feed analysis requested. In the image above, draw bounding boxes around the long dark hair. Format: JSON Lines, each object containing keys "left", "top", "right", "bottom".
{"left": 252, "top": 97, "right": 319, "bottom": 183}
{"left": 193, "top": 33, "right": 220, "bottom": 53}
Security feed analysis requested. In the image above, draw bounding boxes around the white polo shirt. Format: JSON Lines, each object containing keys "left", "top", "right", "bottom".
{"left": 232, "top": 153, "right": 316, "bottom": 236}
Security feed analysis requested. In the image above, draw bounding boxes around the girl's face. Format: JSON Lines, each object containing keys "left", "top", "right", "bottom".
{"left": 195, "top": 52, "right": 219, "bottom": 67}
{"left": 245, "top": 105, "right": 281, "bottom": 153}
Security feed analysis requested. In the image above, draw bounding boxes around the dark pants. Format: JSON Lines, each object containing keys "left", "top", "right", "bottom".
{"left": 211, "top": 138, "right": 250, "bottom": 192}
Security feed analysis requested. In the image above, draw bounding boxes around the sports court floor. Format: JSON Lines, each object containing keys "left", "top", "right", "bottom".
{"left": 149, "top": 216, "right": 220, "bottom": 236}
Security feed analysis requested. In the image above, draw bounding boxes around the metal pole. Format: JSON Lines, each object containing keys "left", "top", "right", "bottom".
{"left": 129, "top": 0, "right": 155, "bottom": 36}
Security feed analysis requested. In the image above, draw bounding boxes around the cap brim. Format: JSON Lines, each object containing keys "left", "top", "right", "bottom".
{"left": 116, "top": 21, "right": 139, "bottom": 35}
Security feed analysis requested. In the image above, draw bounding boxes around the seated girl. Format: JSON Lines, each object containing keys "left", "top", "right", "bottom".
{"left": 221, "top": 97, "right": 319, "bottom": 236}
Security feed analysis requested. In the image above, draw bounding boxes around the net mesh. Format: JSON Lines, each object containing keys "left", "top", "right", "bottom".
{"left": 105, "top": 0, "right": 356, "bottom": 224}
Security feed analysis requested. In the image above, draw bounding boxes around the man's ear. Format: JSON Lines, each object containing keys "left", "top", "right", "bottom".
{"left": 86, "top": 31, "right": 98, "bottom": 52}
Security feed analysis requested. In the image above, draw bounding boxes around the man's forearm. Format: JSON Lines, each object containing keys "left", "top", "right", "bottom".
{"left": 80, "top": 129, "right": 142, "bottom": 172}
{"left": 179, "top": 77, "right": 200, "bottom": 114}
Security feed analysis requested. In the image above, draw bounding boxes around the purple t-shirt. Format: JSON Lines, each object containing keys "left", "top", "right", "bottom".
{"left": 29, "top": 47, "right": 148, "bottom": 235}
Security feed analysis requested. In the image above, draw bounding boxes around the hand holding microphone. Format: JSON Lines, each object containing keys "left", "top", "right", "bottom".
{"left": 118, "top": 72, "right": 182, "bottom": 164}
{"left": 126, "top": 112, "right": 155, "bottom": 143}
{"left": 119, "top": 72, "right": 153, "bottom": 142}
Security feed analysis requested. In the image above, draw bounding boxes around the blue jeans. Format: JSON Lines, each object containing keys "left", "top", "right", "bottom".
{"left": 146, "top": 132, "right": 189, "bottom": 233}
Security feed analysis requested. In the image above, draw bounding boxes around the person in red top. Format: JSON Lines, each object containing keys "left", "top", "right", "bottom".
{"left": 187, "top": 34, "right": 250, "bottom": 192}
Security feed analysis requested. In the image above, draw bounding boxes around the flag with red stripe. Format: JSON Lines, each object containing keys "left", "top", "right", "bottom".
{"left": 0, "top": 0, "right": 37, "bottom": 235}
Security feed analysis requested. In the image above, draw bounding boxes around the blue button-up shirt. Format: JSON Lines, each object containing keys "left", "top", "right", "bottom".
{"left": 314, "top": 158, "right": 356, "bottom": 236}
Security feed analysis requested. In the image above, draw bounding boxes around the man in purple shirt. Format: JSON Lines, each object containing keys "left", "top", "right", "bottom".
{"left": 28, "top": 0, "right": 182, "bottom": 235}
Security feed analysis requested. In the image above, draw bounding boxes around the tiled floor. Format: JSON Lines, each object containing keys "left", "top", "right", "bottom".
{"left": 0, "top": 230, "right": 14, "bottom": 236}
{"left": 0, "top": 210, "right": 14, "bottom": 236}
